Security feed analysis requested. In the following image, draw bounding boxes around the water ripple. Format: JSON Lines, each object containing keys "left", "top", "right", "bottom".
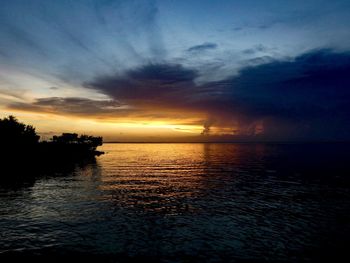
{"left": 1, "top": 143, "right": 350, "bottom": 261}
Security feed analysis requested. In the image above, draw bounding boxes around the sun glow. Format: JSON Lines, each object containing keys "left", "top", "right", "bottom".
{"left": 0, "top": 109, "right": 204, "bottom": 141}
{"left": 101, "top": 121, "right": 203, "bottom": 133}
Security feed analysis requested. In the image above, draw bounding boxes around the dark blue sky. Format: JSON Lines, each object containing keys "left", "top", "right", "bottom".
{"left": 1, "top": 0, "right": 350, "bottom": 141}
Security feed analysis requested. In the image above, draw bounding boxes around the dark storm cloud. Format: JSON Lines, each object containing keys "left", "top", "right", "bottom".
{"left": 84, "top": 49, "right": 350, "bottom": 140}
{"left": 211, "top": 50, "right": 350, "bottom": 139}
{"left": 228, "top": 49, "right": 350, "bottom": 120}
{"left": 86, "top": 64, "right": 199, "bottom": 107}
{"left": 187, "top": 43, "right": 218, "bottom": 53}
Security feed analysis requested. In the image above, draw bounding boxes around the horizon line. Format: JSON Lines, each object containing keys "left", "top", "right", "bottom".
{"left": 103, "top": 140, "right": 350, "bottom": 144}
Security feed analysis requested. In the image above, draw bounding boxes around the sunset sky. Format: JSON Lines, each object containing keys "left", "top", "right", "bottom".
{"left": 1, "top": 0, "right": 350, "bottom": 142}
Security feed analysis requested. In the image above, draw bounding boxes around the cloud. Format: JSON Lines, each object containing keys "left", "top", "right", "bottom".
{"left": 10, "top": 97, "right": 124, "bottom": 116}
{"left": 9, "top": 49, "right": 350, "bottom": 141}
{"left": 242, "top": 44, "right": 271, "bottom": 55}
{"left": 86, "top": 49, "right": 350, "bottom": 140}
{"left": 85, "top": 64, "right": 199, "bottom": 108}
{"left": 187, "top": 42, "right": 218, "bottom": 53}
{"left": 201, "top": 117, "right": 216, "bottom": 135}
{"left": 49, "top": 86, "right": 59, "bottom": 90}
{"left": 0, "top": 0, "right": 166, "bottom": 86}
{"left": 8, "top": 96, "right": 203, "bottom": 125}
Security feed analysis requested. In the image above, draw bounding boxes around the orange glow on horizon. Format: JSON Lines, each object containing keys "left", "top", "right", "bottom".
{"left": 1, "top": 107, "right": 249, "bottom": 142}
{"left": 0, "top": 108, "right": 206, "bottom": 142}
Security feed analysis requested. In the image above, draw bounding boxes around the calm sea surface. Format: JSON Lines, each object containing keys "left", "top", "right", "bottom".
{"left": 1, "top": 143, "right": 350, "bottom": 262}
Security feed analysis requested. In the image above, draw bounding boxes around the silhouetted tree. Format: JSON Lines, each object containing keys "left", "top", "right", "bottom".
{"left": 52, "top": 133, "right": 79, "bottom": 144}
{"left": 0, "top": 115, "right": 40, "bottom": 146}
{"left": 0, "top": 116, "right": 103, "bottom": 185}
{"left": 79, "top": 135, "right": 103, "bottom": 150}
{"left": 52, "top": 133, "right": 102, "bottom": 150}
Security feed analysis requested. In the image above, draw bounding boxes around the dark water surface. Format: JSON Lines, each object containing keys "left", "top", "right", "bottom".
{"left": 1, "top": 143, "right": 350, "bottom": 262}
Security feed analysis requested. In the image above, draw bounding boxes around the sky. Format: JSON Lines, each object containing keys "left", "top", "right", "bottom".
{"left": 0, "top": 0, "right": 350, "bottom": 142}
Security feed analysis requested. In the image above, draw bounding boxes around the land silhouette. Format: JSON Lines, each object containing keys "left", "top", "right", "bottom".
{"left": 0, "top": 116, "right": 103, "bottom": 186}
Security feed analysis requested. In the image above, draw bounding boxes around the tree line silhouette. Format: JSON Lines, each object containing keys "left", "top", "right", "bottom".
{"left": 0, "top": 115, "right": 40, "bottom": 146}
{"left": 0, "top": 116, "right": 103, "bottom": 185}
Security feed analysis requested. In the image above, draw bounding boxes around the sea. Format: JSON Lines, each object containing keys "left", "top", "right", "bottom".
{"left": 1, "top": 143, "right": 350, "bottom": 262}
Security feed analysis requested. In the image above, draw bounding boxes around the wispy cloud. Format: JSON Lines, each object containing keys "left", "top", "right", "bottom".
{"left": 187, "top": 43, "right": 218, "bottom": 53}
{"left": 10, "top": 97, "right": 124, "bottom": 116}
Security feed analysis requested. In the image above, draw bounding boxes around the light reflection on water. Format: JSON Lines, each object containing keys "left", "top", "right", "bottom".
{"left": 0, "top": 143, "right": 349, "bottom": 261}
